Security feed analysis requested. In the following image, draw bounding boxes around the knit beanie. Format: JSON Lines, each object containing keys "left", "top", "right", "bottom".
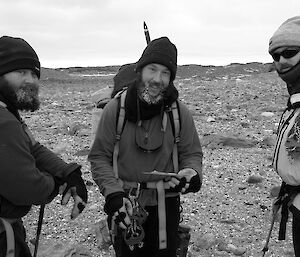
{"left": 269, "top": 16, "right": 300, "bottom": 53}
{"left": 136, "top": 37, "right": 177, "bottom": 81}
{"left": 0, "top": 36, "right": 40, "bottom": 78}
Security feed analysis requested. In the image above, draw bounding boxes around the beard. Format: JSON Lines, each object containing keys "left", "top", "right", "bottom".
{"left": 137, "top": 75, "right": 167, "bottom": 105}
{"left": 0, "top": 77, "right": 40, "bottom": 112}
{"left": 16, "top": 83, "right": 40, "bottom": 111}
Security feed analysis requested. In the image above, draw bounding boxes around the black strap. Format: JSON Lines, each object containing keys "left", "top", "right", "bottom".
{"left": 277, "top": 182, "right": 300, "bottom": 240}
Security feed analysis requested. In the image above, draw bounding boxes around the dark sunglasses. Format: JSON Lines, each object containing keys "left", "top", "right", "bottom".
{"left": 271, "top": 48, "right": 300, "bottom": 62}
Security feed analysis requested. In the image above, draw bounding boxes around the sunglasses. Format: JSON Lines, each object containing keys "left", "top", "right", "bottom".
{"left": 271, "top": 48, "right": 300, "bottom": 62}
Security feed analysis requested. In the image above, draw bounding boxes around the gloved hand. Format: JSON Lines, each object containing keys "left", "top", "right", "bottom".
{"left": 168, "top": 168, "right": 201, "bottom": 194}
{"left": 104, "top": 192, "right": 133, "bottom": 230}
{"left": 46, "top": 176, "right": 65, "bottom": 203}
{"left": 61, "top": 167, "right": 88, "bottom": 219}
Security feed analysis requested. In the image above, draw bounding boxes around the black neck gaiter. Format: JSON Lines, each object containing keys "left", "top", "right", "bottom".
{"left": 124, "top": 80, "right": 179, "bottom": 122}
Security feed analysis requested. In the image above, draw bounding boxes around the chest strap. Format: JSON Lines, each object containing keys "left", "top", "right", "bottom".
{"left": 0, "top": 218, "right": 15, "bottom": 257}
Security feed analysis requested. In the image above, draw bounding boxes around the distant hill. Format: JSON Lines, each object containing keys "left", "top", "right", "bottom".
{"left": 41, "top": 62, "right": 274, "bottom": 81}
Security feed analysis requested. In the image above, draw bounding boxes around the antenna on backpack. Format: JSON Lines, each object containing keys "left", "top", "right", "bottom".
{"left": 143, "top": 21, "right": 151, "bottom": 45}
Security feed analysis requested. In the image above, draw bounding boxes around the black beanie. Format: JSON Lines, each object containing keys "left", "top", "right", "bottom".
{"left": 136, "top": 37, "right": 177, "bottom": 81}
{"left": 0, "top": 36, "right": 40, "bottom": 78}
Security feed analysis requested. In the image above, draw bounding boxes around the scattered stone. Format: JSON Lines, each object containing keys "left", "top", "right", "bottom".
{"left": 228, "top": 244, "right": 247, "bottom": 256}
{"left": 246, "top": 175, "right": 263, "bottom": 184}
{"left": 217, "top": 242, "right": 246, "bottom": 256}
{"left": 207, "top": 116, "right": 216, "bottom": 122}
{"left": 202, "top": 134, "right": 258, "bottom": 149}
{"left": 75, "top": 147, "right": 90, "bottom": 156}
{"left": 193, "top": 233, "right": 218, "bottom": 251}
{"left": 52, "top": 143, "right": 68, "bottom": 155}
{"left": 260, "top": 136, "right": 276, "bottom": 148}
{"left": 261, "top": 112, "right": 275, "bottom": 117}
{"left": 29, "top": 242, "right": 93, "bottom": 257}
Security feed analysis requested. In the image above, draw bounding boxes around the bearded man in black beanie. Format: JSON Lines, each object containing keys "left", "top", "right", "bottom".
{"left": 269, "top": 16, "right": 300, "bottom": 257}
{"left": 89, "top": 37, "right": 203, "bottom": 256}
{"left": 0, "top": 36, "right": 88, "bottom": 257}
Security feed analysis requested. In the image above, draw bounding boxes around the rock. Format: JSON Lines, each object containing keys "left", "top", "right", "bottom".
{"left": 193, "top": 233, "right": 217, "bottom": 251}
{"left": 29, "top": 242, "right": 93, "bottom": 257}
{"left": 246, "top": 175, "right": 263, "bottom": 184}
{"left": 261, "top": 112, "right": 275, "bottom": 117}
{"left": 207, "top": 116, "right": 216, "bottom": 122}
{"left": 202, "top": 134, "right": 258, "bottom": 149}
{"left": 217, "top": 242, "right": 247, "bottom": 256}
{"left": 260, "top": 136, "right": 276, "bottom": 148}
{"left": 52, "top": 143, "right": 68, "bottom": 155}
{"left": 227, "top": 244, "right": 247, "bottom": 256}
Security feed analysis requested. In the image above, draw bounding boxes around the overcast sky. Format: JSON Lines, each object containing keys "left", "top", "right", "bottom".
{"left": 1, "top": 0, "right": 300, "bottom": 68}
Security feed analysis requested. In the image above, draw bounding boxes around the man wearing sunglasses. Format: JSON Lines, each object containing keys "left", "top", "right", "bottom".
{"left": 269, "top": 16, "right": 300, "bottom": 256}
{"left": 89, "top": 37, "right": 203, "bottom": 256}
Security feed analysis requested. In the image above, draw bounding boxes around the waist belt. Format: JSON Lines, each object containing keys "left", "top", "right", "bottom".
{"left": 0, "top": 218, "right": 15, "bottom": 257}
{"left": 120, "top": 179, "right": 170, "bottom": 249}
{"left": 120, "top": 180, "right": 171, "bottom": 190}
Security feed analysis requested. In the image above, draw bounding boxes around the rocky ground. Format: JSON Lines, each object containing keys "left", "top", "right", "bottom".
{"left": 21, "top": 63, "right": 296, "bottom": 256}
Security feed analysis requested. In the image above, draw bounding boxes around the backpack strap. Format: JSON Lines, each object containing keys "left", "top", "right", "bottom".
{"left": 113, "top": 89, "right": 127, "bottom": 179}
{"left": 0, "top": 218, "right": 15, "bottom": 257}
{"left": 170, "top": 101, "right": 180, "bottom": 173}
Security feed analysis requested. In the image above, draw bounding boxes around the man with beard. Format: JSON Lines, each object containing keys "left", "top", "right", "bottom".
{"left": 0, "top": 36, "right": 88, "bottom": 257}
{"left": 88, "top": 37, "right": 202, "bottom": 256}
{"left": 269, "top": 16, "right": 300, "bottom": 257}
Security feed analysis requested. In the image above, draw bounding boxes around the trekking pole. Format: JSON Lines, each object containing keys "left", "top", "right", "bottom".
{"left": 261, "top": 204, "right": 280, "bottom": 257}
{"left": 33, "top": 204, "right": 45, "bottom": 257}
{"left": 143, "top": 21, "right": 151, "bottom": 44}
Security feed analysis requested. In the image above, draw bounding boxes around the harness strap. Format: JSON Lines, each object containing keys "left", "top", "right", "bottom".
{"left": 156, "top": 181, "right": 167, "bottom": 249}
{"left": 171, "top": 101, "right": 180, "bottom": 173}
{"left": 113, "top": 89, "right": 127, "bottom": 179}
{"left": 0, "top": 218, "right": 15, "bottom": 257}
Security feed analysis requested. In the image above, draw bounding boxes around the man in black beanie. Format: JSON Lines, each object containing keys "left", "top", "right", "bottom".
{"left": 0, "top": 36, "right": 88, "bottom": 257}
{"left": 89, "top": 37, "right": 203, "bottom": 256}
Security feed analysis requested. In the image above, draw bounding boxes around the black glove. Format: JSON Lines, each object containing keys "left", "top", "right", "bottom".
{"left": 46, "top": 176, "right": 64, "bottom": 203}
{"left": 184, "top": 173, "right": 201, "bottom": 193}
{"left": 61, "top": 167, "right": 88, "bottom": 219}
{"left": 168, "top": 168, "right": 202, "bottom": 194}
{"left": 104, "top": 192, "right": 133, "bottom": 229}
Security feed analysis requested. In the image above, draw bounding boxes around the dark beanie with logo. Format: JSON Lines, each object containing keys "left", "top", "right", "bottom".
{"left": 136, "top": 37, "right": 177, "bottom": 81}
{"left": 0, "top": 36, "right": 40, "bottom": 78}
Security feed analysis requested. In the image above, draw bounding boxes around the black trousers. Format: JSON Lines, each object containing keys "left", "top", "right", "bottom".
{"left": 293, "top": 214, "right": 300, "bottom": 257}
{"left": 0, "top": 220, "right": 32, "bottom": 257}
{"left": 109, "top": 196, "right": 180, "bottom": 257}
